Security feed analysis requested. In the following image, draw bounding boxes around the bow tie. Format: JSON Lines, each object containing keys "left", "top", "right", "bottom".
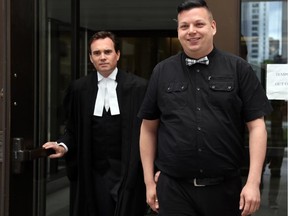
{"left": 185, "top": 56, "right": 209, "bottom": 66}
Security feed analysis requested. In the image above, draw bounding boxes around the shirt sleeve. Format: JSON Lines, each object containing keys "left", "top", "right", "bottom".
{"left": 137, "top": 65, "right": 161, "bottom": 120}
{"left": 57, "top": 142, "right": 68, "bottom": 152}
{"left": 238, "top": 61, "right": 273, "bottom": 122}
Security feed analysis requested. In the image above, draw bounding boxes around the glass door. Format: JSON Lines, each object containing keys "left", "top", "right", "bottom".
{"left": 44, "top": 20, "right": 72, "bottom": 216}
{"left": 241, "top": 1, "right": 287, "bottom": 215}
{"left": 0, "top": 0, "right": 54, "bottom": 215}
{"left": 44, "top": 1, "right": 73, "bottom": 216}
{"left": 2, "top": 0, "right": 285, "bottom": 216}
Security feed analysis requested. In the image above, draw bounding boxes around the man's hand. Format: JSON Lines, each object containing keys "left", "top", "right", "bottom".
{"left": 146, "top": 181, "right": 159, "bottom": 213}
{"left": 42, "top": 142, "right": 66, "bottom": 158}
{"left": 146, "top": 171, "right": 161, "bottom": 213}
{"left": 239, "top": 182, "right": 261, "bottom": 216}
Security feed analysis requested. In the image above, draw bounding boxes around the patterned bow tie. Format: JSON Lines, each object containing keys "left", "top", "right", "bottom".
{"left": 185, "top": 56, "right": 209, "bottom": 66}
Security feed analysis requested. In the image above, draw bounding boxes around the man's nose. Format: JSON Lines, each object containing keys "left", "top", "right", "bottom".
{"left": 188, "top": 24, "right": 196, "bottom": 34}
{"left": 100, "top": 52, "right": 106, "bottom": 59}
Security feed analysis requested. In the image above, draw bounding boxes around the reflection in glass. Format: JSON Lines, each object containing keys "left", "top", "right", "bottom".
{"left": 241, "top": 1, "right": 287, "bottom": 215}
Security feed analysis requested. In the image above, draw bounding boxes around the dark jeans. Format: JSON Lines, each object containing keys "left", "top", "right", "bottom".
{"left": 157, "top": 173, "right": 242, "bottom": 216}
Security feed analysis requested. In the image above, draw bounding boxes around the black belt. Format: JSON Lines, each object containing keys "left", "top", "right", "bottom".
{"left": 183, "top": 170, "right": 240, "bottom": 187}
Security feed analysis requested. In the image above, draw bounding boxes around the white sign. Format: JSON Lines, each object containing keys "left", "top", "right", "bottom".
{"left": 266, "top": 64, "right": 288, "bottom": 100}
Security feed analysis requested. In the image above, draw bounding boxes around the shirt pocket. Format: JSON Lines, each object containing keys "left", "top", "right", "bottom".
{"left": 208, "top": 76, "right": 235, "bottom": 109}
{"left": 161, "top": 82, "right": 188, "bottom": 110}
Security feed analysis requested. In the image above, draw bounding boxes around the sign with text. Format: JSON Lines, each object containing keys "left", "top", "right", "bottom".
{"left": 266, "top": 64, "right": 288, "bottom": 100}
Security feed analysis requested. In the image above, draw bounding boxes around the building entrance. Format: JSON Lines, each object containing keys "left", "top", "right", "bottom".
{"left": 0, "top": 0, "right": 286, "bottom": 216}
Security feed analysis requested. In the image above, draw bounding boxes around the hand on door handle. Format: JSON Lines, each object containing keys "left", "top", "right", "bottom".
{"left": 42, "top": 142, "right": 67, "bottom": 159}
{"left": 13, "top": 138, "right": 56, "bottom": 161}
{"left": 12, "top": 138, "right": 57, "bottom": 174}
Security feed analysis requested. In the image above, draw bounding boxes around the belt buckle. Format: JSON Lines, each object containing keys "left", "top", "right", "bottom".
{"left": 193, "top": 178, "right": 206, "bottom": 187}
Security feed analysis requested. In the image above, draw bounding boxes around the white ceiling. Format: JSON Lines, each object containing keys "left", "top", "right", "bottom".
{"left": 48, "top": 0, "right": 184, "bottom": 30}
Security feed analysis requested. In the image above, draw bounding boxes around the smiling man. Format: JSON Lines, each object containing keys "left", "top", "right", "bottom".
{"left": 43, "top": 31, "right": 147, "bottom": 216}
{"left": 177, "top": 1, "right": 215, "bottom": 59}
{"left": 138, "top": 1, "right": 273, "bottom": 216}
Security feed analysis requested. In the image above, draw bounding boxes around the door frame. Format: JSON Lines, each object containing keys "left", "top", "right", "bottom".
{"left": 0, "top": 0, "right": 48, "bottom": 215}
{"left": 0, "top": 0, "right": 11, "bottom": 215}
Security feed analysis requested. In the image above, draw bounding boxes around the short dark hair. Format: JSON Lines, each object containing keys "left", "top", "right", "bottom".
{"left": 88, "top": 31, "right": 120, "bottom": 54}
{"left": 177, "top": 0, "right": 213, "bottom": 20}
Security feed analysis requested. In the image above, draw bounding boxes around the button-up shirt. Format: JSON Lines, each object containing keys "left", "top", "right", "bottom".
{"left": 138, "top": 48, "right": 272, "bottom": 178}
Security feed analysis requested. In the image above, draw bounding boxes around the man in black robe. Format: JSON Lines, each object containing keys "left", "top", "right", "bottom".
{"left": 43, "top": 31, "right": 147, "bottom": 216}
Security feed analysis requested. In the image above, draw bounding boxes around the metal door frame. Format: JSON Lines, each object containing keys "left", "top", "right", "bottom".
{"left": 0, "top": 0, "right": 46, "bottom": 215}
{"left": 0, "top": 0, "right": 11, "bottom": 215}
{"left": 0, "top": 0, "right": 78, "bottom": 215}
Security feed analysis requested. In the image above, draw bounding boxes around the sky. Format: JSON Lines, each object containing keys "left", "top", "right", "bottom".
{"left": 268, "top": 2, "right": 283, "bottom": 40}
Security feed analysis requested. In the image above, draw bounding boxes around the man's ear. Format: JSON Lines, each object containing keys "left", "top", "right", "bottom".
{"left": 212, "top": 20, "right": 217, "bottom": 36}
{"left": 117, "top": 50, "right": 120, "bottom": 61}
{"left": 89, "top": 55, "right": 93, "bottom": 63}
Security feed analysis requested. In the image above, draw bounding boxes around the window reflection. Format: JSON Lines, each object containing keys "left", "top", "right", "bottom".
{"left": 241, "top": 1, "right": 287, "bottom": 215}
{"left": 118, "top": 36, "right": 181, "bottom": 79}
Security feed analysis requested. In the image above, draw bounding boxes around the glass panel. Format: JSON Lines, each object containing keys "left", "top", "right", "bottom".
{"left": 117, "top": 36, "right": 181, "bottom": 79}
{"left": 45, "top": 0, "right": 72, "bottom": 215}
{"left": 84, "top": 30, "right": 181, "bottom": 79}
{"left": 80, "top": 1, "right": 177, "bottom": 30}
{"left": 241, "top": 1, "right": 287, "bottom": 215}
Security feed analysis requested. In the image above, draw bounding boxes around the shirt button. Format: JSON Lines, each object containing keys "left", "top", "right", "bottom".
{"left": 198, "top": 148, "right": 202, "bottom": 152}
{"left": 200, "top": 169, "right": 203, "bottom": 173}
{"left": 197, "top": 127, "right": 201, "bottom": 131}
{"left": 196, "top": 69, "right": 200, "bottom": 73}
{"left": 197, "top": 107, "right": 201, "bottom": 111}
{"left": 196, "top": 87, "right": 200, "bottom": 91}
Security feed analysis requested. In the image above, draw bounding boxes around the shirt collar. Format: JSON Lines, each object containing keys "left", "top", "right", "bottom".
{"left": 97, "top": 68, "right": 118, "bottom": 82}
{"left": 182, "top": 47, "right": 216, "bottom": 66}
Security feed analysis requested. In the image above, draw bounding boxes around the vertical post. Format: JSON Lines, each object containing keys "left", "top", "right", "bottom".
{"left": 71, "top": 0, "right": 80, "bottom": 80}
{"left": 206, "top": 0, "right": 240, "bottom": 55}
{"left": 0, "top": 0, "right": 10, "bottom": 214}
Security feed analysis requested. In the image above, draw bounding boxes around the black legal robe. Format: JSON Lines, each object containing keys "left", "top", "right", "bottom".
{"left": 58, "top": 70, "right": 147, "bottom": 216}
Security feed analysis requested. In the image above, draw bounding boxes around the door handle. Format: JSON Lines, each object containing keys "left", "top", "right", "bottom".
{"left": 12, "top": 137, "right": 55, "bottom": 174}
{"left": 14, "top": 146, "right": 55, "bottom": 161}
{"left": 13, "top": 138, "right": 55, "bottom": 161}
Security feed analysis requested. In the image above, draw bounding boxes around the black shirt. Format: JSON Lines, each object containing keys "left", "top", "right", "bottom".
{"left": 138, "top": 48, "right": 272, "bottom": 178}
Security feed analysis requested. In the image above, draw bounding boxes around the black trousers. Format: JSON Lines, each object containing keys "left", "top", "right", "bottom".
{"left": 156, "top": 173, "right": 242, "bottom": 216}
{"left": 92, "top": 159, "right": 122, "bottom": 216}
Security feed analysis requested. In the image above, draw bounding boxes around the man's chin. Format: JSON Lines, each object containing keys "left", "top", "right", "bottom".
{"left": 97, "top": 69, "right": 113, "bottom": 77}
